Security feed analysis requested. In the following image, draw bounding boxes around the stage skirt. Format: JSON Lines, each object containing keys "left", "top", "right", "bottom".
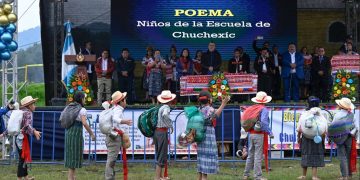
{"left": 148, "top": 69, "right": 162, "bottom": 97}
{"left": 197, "top": 126, "right": 219, "bottom": 174}
{"left": 300, "top": 136, "right": 325, "bottom": 167}
{"left": 65, "top": 121, "right": 84, "bottom": 169}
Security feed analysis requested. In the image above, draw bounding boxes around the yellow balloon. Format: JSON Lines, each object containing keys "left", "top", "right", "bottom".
{"left": 0, "top": 8, "right": 4, "bottom": 16}
{"left": 7, "top": 13, "right": 16, "bottom": 23}
{"left": 0, "top": 15, "right": 9, "bottom": 26}
{"left": 3, "top": 4, "right": 11, "bottom": 14}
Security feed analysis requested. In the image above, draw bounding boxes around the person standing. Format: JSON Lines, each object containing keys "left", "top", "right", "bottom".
{"left": 311, "top": 47, "right": 331, "bottom": 102}
{"left": 340, "top": 35, "right": 358, "bottom": 54}
{"left": 81, "top": 41, "right": 96, "bottom": 83}
{"left": 281, "top": 43, "right": 304, "bottom": 102}
{"left": 193, "top": 50, "right": 203, "bottom": 75}
{"left": 328, "top": 98, "right": 358, "bottom": 180}
{"left": 176, "top": 48, "right": 193, "bottom": 104}
{"left": 243, "top": 91, "right": 273, "bottom": 180}
{"left": 300, "top": 46, "right": 312, "bottom": 99}
{"left": 154, "top": 90, "right": 176, "bottom": 180}
{"left": 117, "top": 48, "right": 135, "bottom": 105}
{"left": 201, "top": 41, "right": 222, "bottom": 75}
{"left": 344, "top": 42, "right": 359, "bottom": 55}
{"left": 95, "top": 49, "right": 115, "bottom": 105}
{"left": 64, "top": 92, "right": 95, "bottom": 180}
{"left": 197, "top": 91, "right": 230, "bottom": 180}
{"left": 254, "top": 48, "right": 275, "bottom": 96}
{"left": 0, "top": 101, "right": 14, "bottom": 134}
{"left": 270, "top": 45, "right": 283, "bottom": 100}
{"left": 105, "top": 91, "right": 132, "bottom": 180}
{"left": 142, "top": 46, "right": 154, "bottom": 101}
{"left": 228, "top": 47, "right": 250, "bottom": 74}
{"left": 148, "top": 50, "right": 165, "bottom": 104}
{"left": 296, "top": 96, "right": 326, "bottom": 180}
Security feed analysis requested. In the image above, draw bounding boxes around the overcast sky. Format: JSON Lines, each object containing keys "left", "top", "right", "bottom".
{"left": 18, "top": 0, "right": 40, "bottom": 32}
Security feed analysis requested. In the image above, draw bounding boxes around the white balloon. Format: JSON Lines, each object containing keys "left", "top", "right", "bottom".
{"left": 4, "top": 0, "right": 14, "bottom": 4}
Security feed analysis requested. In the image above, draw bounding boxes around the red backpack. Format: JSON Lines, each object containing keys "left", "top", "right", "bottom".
{"left": 240, "top": 104, "right": 265, "bottom": 132}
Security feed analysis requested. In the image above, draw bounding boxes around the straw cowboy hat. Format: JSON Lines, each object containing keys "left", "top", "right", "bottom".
{"left": 111, "top": 91, "right": 127, "bottom": 104}
{"left": 251, "top": 91, "right": 272, "bottom": 104}
{"left": 335, "top": 97, "right": 355, "bottom": 110}
{"left": 20, "top": 96, "right": 38, "bottom": 107}
{"left": 157, "top": 90, "right": 176, "bottom": 104}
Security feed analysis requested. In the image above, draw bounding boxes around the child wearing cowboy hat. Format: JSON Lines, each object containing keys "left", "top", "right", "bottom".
{"left": 105, "top": 91, "right": 132, "bottom": 180}
{"left": 154, "top": 90, "right": 176, "bottom": 180}
{"left": 243, "top": 91, "right": 273, "bottom": 180}
{"left": 328, "top": 98, "right": 357, "bottom": 180}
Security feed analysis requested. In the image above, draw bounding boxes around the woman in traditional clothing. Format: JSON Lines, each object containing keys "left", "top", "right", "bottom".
{"left": 142, "top": 46, "right": 154, "bottom": 101}
{"left": 65, "top": 92, "right": 95, "bottom": 180}
{"left": 148, "top": 49, "right": 165, "bottom": 104}
{"left": 296, "top": 96, "right": 327, "bottom": 180}
{"left": 197, "top": 91, "right": 230, "bottom": 180}
{"left": 328, "top": 98, "right": 358, "bottom": 180}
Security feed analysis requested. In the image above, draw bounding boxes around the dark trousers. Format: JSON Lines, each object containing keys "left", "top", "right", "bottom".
{"left": 272, "top": 68, "right": 281, "bottom": 99}
{"left": 118, "top": 77, "right": 134, "bottom": 104}
{"left": 154, "top": 130, "right": 168, "bottom": 168}
{"left": 283, "top": 74, "right": 300, "bottom": 102}
{"left": 16, "top": 137, "right": 28, "bottom": 178}
{"left": 312, "top": 76, "right": 329, "bottom": 102}
{"left": 257, "top": 74, "right": 272, "bottom": 96}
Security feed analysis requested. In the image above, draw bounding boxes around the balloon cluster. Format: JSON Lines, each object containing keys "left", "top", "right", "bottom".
{"left": 0, "top": 0, "right": 17, "bottom": 61}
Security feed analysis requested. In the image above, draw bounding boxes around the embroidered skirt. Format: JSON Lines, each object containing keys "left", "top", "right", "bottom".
{"left": 197, "top": 126, "right": 219, "bottom": 174}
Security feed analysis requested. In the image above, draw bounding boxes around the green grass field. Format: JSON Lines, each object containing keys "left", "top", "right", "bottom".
{"left": 0, "top": 83, "right": 46, "bottom": 106}
{"left": 0, "top": 160, "right": 358, "bottom": 180}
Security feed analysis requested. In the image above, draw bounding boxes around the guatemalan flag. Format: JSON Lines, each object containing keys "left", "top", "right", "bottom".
{"left": 61, "top": 21, "right": 77, "bottom": 87}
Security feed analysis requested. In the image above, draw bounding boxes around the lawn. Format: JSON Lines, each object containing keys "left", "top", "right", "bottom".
{"left": 0, "top": 83, "right": 46, "bottom": 106}
{"left": 0, "top": 160, "right": 358, "bottom": 179}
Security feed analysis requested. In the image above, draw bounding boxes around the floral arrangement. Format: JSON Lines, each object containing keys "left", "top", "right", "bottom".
{"left": 208, "top": 72, "right": 230, "bottom": 101}
{"left": 332, "top": 69, "right": 358, "bottom": 102}
{"left": 67, "top": 72, "right": 94, "bottom": 105}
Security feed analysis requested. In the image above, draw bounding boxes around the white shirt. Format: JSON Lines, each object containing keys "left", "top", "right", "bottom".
{"left": 274, "top": 54, "right": 279, "bottom": 67}
{"left": 112, "top": 105, "right": 124, "bottom": 129}
{"left": 86, "top": 49, "right": 93, "bottom": 73}
{"left": 290, "top": 52, "right": 296, "bottom": 73}
{"left": 102, "top": 58, "right": 108, "bottom": 71}
{"left": 262, "top": 57, "right": 267, "bottom": 72}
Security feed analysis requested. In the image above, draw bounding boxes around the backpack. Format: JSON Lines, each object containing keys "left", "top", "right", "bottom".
{"left": 99, "top": 107, "right": 114, "bottom": 135}
{"left": 59, "top": 103, "right": 82, "bottom": 129}
{"left": 184, "top": 106, "right": 206, "bottom": 143}
{"left": 137, "top": 106, "right": 161, "bottom": 137}
{"left": 7, "top": 110, "right": 24, "bottom": 136}
{"left": 240, "top": 104, "right": 265, "bottom": 132}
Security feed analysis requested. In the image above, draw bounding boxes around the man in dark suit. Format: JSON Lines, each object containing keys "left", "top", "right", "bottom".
{"left": 228, "top": 47, "right": 250, "bottom": 73}
{"left": 281, "top": 43, "right": 304, "bottom": 102}
{"left": 81, "top": 41, "right": 95, "bottom": 82}
{"left": 270, "top": 45, "right": 283, "bottom": 100}
{"left": 254, "top": 48, "right": 275, "bottom": 95}
{"left": 311, "top": 47, "right": 331, "bottom": 102}
{"left": 117, "top": 48, "right": 135, "bottom": 104}
{"left": 201, "top": 41, "right": 222, "bottom": 75}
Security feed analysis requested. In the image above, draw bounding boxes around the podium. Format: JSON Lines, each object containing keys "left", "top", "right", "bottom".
{"left": 64, "top": 54, "right": 96, "bottom": 104}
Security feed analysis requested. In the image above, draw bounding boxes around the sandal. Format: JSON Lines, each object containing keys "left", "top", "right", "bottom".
{"left": 297, "top": 176, "right": 306, "bottom": 179}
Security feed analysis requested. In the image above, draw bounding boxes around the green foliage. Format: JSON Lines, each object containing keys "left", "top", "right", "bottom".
{"left": 0, "top": 83, "right": 45, "bottom": 106}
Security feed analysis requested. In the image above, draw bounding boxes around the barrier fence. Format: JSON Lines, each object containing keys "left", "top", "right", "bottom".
{"left": 0, "top": 105, "right": 359, "bottom": 166}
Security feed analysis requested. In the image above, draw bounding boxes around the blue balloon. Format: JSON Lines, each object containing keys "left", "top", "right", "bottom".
{"left": 0, "top": 41, "right": 6, "bottom": 51}
{"left": 7, "top": 40, "right": 17, "bottom": 51}
{"left": 6, "top": 24, "right": 16, "bottom": 34}
{"left": 1, "top": 50, "right": 11, "bottom": 60}
{"left": 1, "top": 32, "right": 12, "bottom": 43}
{"left": 0, "top": 27, "right": 4, "bottom": 35}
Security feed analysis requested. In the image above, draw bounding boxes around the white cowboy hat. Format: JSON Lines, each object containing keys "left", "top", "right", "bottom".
{"left": 335, "top": 97, "right": 355, "bottom": 110}
{"left": 157, "top": 90, "right": 176, "bottom": 104}
{"left": 111, "top": 91, "right": 127, "bottom": 104}
{"left": 20, "top": 96, "right": 38, "bottom": 107}
{"left": 251, "top": 91, "right": 272, "bottom": 104}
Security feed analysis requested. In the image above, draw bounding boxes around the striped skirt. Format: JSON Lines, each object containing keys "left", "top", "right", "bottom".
{"left": 300, "top": 136, "right": 325, "bottom": 167}
{"left": 65, "top": 121, "right": 83, "bottom": 169}
{"left": 197, "top": 126, "right": 219, "bottom": 174}
{"left": 148, "top": 69, "right": 162, "bottom": 97}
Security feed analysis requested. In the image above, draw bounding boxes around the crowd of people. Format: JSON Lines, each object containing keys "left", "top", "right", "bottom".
{"left": 0, "top": 91, "right": 357, "bottom": 180}
{"left": 82, "top": 35, "right": 358, "bottom": 105}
